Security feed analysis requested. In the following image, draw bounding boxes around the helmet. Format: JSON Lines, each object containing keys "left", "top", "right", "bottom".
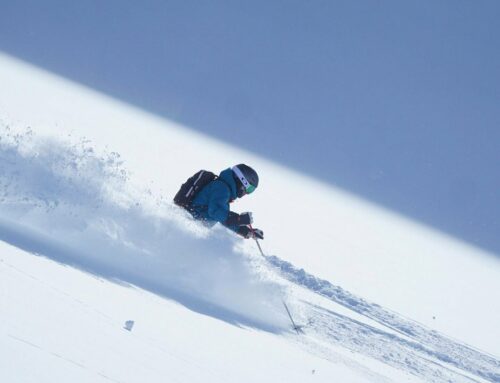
{"left": 232, "top": 164, "right": 259, "bottom": 197}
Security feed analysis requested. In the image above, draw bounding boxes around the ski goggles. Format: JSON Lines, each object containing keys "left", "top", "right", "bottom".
{"left": 245, "top": 184, "right": 256, "bottom": 194}
{"left": 232, "top": 166, "right": 256, "bottom": 194}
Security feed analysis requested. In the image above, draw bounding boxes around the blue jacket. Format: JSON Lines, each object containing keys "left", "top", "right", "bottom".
{"left": 190, "top": 168, "right": 239, "bottom": 232}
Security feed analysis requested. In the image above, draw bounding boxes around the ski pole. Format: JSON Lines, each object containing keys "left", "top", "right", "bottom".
{"left": 283, "top": 301, "right": 302, "bottom": 335}
{"left": 248, "top": 224, "right": 302, "bottom": 334}
{"left": 249, "top": 224, "right": 265, "bottom": 258}
{"left": 254, "top": 238, "right": 265, "bottom": 258}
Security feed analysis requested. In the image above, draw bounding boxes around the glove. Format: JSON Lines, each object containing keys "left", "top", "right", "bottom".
{"left": 251, "top": 228, "right": 264, "bottom": 240}
{"left": 237, "top": 226, "right": 264, "bottom": 240}
{"left": 225, "top": 211, "right": 253, "bottom": 226}
{"left": 238, "top": 212, "right": 253, "bottom": 225}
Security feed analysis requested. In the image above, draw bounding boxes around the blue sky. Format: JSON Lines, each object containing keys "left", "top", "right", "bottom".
{"left": 1, "top": 1, "right": 499, "bottom": 256}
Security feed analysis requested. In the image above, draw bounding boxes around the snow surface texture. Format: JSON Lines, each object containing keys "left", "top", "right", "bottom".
{"left": 0, "top": 124, "right": 288, "bottom": 330}
{"left": 1, "top": 123, "right": 499, "bottom": 383}
{"left": 267, "top": 255, "right": 500, "bottom": 382}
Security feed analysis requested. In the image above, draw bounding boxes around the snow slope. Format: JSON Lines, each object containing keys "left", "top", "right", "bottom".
{"left": 1, "top": 52, "right": 499, "bottom": 382}
{"left": 1, "top": 242, "right": 382, "bottom": 383}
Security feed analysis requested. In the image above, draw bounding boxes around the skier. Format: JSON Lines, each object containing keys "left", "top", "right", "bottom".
{"left": 174, "top": 164, "right": 264, "bottom": 240}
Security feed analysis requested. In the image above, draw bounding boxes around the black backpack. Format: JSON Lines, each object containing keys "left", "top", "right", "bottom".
{"left": 173, "top": 170, "right": 217, "bottom": 208}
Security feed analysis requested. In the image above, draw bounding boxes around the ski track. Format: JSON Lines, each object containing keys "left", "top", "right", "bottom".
{"left": 265, "top": 255, "right": 500, "bottom": 383}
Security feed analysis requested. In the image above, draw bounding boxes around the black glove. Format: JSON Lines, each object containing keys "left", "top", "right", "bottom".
{"left": 225, "top": 211, "right": 253, "bottom": 226}
{"left": 251, "top": 228, "right": 264, "bottom": 240}
{"left": 238, "top": 212, "right": 253, "bottom": 225}
{"left": 237, "top": 226, "right": 264, "bottom": 240}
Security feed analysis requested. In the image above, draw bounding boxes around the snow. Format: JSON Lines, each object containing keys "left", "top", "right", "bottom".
{"left": 1, "top": 51, "right": 500, "bottom": 382}
{"left": 1, "top": 242, "right": 375, "bottom": 383}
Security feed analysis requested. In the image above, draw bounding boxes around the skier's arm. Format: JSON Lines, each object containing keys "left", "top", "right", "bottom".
{"left": 225, "top": 213, "right": 263, "bottom": 239}
{"left": 206, "top": 182, "right": 234, "bottom": 224}
{"left": 206, "top": 182, "right": 260, "bottom": 237}
{"left": 237, "top": 226, "right": 264, "bottom": 239}
{"left": 224, "top": 211, "right": 253, "bottom": 226}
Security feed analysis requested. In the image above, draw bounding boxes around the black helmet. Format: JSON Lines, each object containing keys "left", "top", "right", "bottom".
{"left": 232, "top": 164, "right": 259, "bottom": 197}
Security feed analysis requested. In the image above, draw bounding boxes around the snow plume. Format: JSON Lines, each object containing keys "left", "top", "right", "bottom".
{"left": 0, "top": 123, "right": 288, "bottom": 330}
